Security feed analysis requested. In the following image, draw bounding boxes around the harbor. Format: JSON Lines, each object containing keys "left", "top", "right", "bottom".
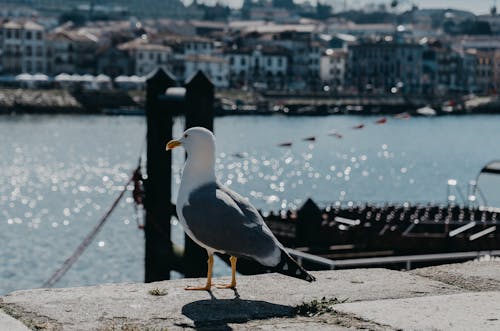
{"left": 2, "top": 111, "right": 499, "bottom": 295}
{"left": 1, "top": 87, "right": 500, "bottom": 116}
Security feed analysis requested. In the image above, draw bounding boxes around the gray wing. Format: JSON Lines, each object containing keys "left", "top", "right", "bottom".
{"left": 181, "top": 182, "right": 281, "bottom": 266}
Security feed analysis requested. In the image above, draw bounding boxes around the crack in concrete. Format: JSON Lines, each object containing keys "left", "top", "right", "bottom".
{"left": 0, "top": 302, "right": 62, "bottom": 331}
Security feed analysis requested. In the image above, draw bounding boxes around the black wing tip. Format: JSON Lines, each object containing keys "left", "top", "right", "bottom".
{"left": 305, "top": 273, "right": 316, "bottom": 282}
{"left": 276, "top": 250, "right": 317, "bottom": 282}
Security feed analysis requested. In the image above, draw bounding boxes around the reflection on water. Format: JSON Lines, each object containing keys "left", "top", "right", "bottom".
{"left": 1, "top": 114, "right": 499, "bottom": 294}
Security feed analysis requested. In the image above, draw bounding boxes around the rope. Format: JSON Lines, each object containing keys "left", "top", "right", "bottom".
{"left": 41, "top": 165, "right": 139, "bottom": 288}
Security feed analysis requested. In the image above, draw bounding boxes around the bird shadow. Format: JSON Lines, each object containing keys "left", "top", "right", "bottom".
{"left": 181, "top": 290, "right": 294, "bottom": 330}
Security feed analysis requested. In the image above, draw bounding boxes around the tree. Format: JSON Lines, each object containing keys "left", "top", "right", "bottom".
{"left": 59, "top": 11, "right": 86, "bottom": 26}
{"left": 316, "top": 2, "right": 332, "bottom": 20}
{"left": 273, "top": 0, "right": 296, "bottom": 10}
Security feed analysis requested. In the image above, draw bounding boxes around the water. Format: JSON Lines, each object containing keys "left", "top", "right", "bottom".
{"left": 1, "top": 114, "right": 499, "bottom": 295}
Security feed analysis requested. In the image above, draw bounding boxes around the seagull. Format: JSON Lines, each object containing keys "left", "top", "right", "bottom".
{"left": 166, "top": 127, "right": 315, "bottom": 290}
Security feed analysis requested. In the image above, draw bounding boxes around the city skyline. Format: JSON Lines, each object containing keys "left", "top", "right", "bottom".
{"left": 192, "top": 0, "right": 495, "bottom": 14}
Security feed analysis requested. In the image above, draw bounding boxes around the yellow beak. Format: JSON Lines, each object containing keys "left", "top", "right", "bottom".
{"left": 166, "top": 139, "right": 182, "bottom": 151}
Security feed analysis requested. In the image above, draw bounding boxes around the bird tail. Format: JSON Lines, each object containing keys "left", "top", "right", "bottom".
{"left": 273, "top": 249, "right": 316, "bottom": 282}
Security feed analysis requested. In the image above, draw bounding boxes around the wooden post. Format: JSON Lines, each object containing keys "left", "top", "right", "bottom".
{"left": 144, "top": 68, "right": 177, "bottom": 282}
{"left": 296, "top": 198, "right": 323, "bottom": 247}
{"left": 182, "top": 70, "right": 215, "bottom": 277}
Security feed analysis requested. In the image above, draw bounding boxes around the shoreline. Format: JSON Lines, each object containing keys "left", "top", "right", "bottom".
{"left": 0, "top": 88, "right": 499, "bottom": 116}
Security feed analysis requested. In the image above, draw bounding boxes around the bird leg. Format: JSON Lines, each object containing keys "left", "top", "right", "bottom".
{"left": 185, "top": 254, "right": 213, "bottom": 291}
{"left": 216, "top": 256, "right": 237, "bottom": 289}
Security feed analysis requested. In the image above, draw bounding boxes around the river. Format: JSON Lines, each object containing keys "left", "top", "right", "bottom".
{"left": 1, "top": 114, "right": 499, "bottom": 294}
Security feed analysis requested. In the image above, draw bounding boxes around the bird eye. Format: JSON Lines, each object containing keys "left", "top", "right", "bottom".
{"left": 184, "top": 134, "right": 188, "bottom": 138}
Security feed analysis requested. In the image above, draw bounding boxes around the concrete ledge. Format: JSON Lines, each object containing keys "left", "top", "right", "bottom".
{"left": 411, "top": 260, "right": 500, "bottom": 291}
{"left": 3, "top": 261, "right": 500, "bottom": 330}
{"left": 0, "top": 309, "right": 30, "bottom": 331}
{"left": 0, "top": 268, "right": 459, "bottom": 330}
{"left": 335, "top": 291, "right": 500, "bottom": 331}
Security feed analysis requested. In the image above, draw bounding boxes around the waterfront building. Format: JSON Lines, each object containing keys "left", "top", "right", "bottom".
{"left": 308, "top": 41, "right": 322, "bottom": 90}
{"left": 475, "top": 50, "right": 496, "bottom": 94}
{"left": 460, "top": 49, "right": 479, "bottom": 94}
{"left": 118, "top": 38, "right": 172, "bottom": 76}
{"left": 460, "top": 36, "right": 500, "bottom": 51}
{"left": 0, "top": 20, "right": 47, "bottom": 74}
{"left": 433, "top": 43, "right": 462, "bottom": 94}
{"left": 327, "top": 22, "right": 396, "bottom": 38}
{"left": 224, "top": 44, "right": 288, "bottom": 89}
{"left": 477, "top": 13, "right": 500, "bottom": 35}
{"left": 494, "top": 51, "right": 500, "bottom": 93}
{"left": 96, "top": 47, "right": 134, "bottom": 78}
{"left": 155, "top": 34, "right": 215, "bottom": 56}
{"left": 184, "top": 55, "right": 229, "bottom": 88}
{"left": 347, "top": 39, "right": 423, "bottom": 94}
{"left": 319, "top": 49, "right": 347, "bottom": 91}
{"left": 264, "top": 30, "right": 318, "bottom": 90}
{"left": 46, "top": 30, "right": 99, "bottom": 75}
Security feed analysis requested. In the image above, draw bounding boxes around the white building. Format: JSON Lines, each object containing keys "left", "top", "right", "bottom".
{"left": 118, "top": 38, "right": 172, "bottom": 76}
{"left": 184, "top": 55, "right": 229, "bottom": 88}
{"left": 0, "top": 20, "right": 47, "bottom": 74}
{"left": 320, "top": 49, "right": 347, "bottom": 91}
{"left": 225, "top": 45, "right": 288, "bottom": 89}
{"left": 180, "top": 36, "right": 214, "bottom": 56}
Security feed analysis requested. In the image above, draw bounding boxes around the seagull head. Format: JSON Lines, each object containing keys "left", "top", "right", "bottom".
{"left": 166, "top": 127, "right": 215, "bottom": 157}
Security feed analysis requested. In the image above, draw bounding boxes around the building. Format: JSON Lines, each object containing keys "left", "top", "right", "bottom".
{"left": 494, "top": 51, "right": 500, "bottom": 93}
{"left": 96, "top": 47, "right": 133, "bottom": 77}
{"left": 460, "top": 49, "right": 478, "bottom": 94}
{"left": 166, "top": 35, "right": 215, "bottom": 56}
{"left": 475, "top": 50, "right": 496, "bottom": 94}
{"left": 266, "top": 31, "right": 316, "bottom": 90}
{"left": 46, "top": 30, "right": 99, "bottom": 74}
{"left": 347, "top": 39, "right": 423, "bottom": 94}
{"left": 320, "top": 49, "right": 346, "bottom": 91}
{"left": 118, "top": 38, "right": 173, "bottom": 76}
{"left": 308, "top": 41, "right": 322, "bottom": 90}
{"left": 0, "top": 20, "right": 47, "bottom": 74}
{"left": 184, "top": 55, "right": 229, "bottom": 88}
{"left": 432, "top": 43, "right": 461, "bottom": 94}
{"left": 422, "top": 40, "right": 483, "bottom": 95}
{"left": 225, "top": 45, "right": 288, "bottom": 89}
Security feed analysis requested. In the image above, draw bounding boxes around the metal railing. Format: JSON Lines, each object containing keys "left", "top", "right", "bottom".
{"left": 288, "top": 248, "right": 500, "bottom": 271}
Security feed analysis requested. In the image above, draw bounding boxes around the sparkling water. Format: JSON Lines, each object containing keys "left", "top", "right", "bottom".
{"left": 1, "top": 114, "right": 498, "bottom": 294}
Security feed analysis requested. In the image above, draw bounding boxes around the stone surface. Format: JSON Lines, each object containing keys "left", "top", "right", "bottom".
{"left": 334, "top": 291, "right": 500, "bottom": 331}
{"left": 412, "top": 260, "right": 500, "bottom": 291}
{"left": 0, "top": 269, "right": 458, "bottom": 330}
{"left": 0, "top": 309, "right": 30, "bottom": 331}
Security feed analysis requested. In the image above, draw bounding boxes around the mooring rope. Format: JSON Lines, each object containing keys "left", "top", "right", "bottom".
{"left": 41, "top": 163, "right": 141, "bottom": 288}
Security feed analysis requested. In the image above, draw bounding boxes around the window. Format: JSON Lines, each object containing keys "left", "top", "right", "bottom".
{"left": 26, "top": 46, "right": 32, "bottom": 56}
{"left": 267, "top": 58, "right": 271, "bottom": 66}
{"left": 26, "top": 31, "right": 32, "bottom": 39}
{"left": 229, "top": 56, "right": 234, "bottom": 65}
{"left": 36, "top": 31, "right": 42, "bottom": 40}
{"left": 6, "top": 29, "right": 11, "bottom": 38}
{"left": 278, "top": 58, "right": 282, "bottom": 67}
{"left": 241, "top": 57, "right": 246, "bottom": 66}
{"left": 36, "top": 46, "right": 42, "bottom": 57}
{"left": 149, "top": 53, "right": 154, "bottom": 60}
{"left": 15, "top": 29, "right": 20, "bottom": 39}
